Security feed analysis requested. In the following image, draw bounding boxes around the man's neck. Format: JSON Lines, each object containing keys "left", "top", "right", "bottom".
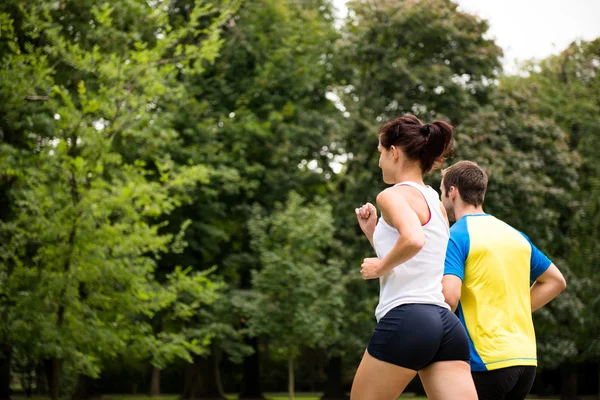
{"left": 454, "top": 204, "right": 485, "bottom": 222}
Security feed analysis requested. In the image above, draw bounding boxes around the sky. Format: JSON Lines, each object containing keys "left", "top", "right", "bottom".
{"left": 331, "top": 0, "right": 600, "bottom": 73}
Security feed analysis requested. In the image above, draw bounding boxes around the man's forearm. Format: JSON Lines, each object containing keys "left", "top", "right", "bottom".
{"left": 530, "top": 281, "right": 564, "bottom": 312}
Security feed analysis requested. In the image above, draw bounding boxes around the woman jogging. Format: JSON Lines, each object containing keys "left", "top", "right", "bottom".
{"left": 351, "top": 115, "right": 477, "bottom": 400}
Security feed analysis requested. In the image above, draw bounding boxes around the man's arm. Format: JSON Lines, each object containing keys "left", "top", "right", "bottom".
{"left": 521, "top": 232, "right": 567, "bottom": 312}
{"left": 531, "top": 263, "right": 566, "bottom": 312}
{"left": 443, "top": 219, "right": 469, "bottom": 311}
{"left": 442, "top": 274, "right": 462, "bottom": 312}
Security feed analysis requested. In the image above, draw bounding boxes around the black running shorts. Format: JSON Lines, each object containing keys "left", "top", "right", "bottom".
{"left": 472, "top": 365, "right": 536, "bottom": 400}
{"left": 366, "top": 303, "right": 470, "bottom": 371}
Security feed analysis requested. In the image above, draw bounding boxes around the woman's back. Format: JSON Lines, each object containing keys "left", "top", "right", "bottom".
{"left": 373, "top": 182, "right": 450, "bottom": 321}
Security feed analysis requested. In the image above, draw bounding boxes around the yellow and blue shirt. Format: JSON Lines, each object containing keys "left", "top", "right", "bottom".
{"left": 444, "top": 214, "right": 552, "bottom": 371}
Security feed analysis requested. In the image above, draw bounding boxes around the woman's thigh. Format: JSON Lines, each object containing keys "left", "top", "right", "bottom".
{"left": 419, "top": 360, "right": 477, "bottom": 400}
{"left": 350, "top": 350, "right": 417, "bottom": 400}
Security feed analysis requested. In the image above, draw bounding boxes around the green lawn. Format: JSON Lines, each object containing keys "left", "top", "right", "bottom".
{"left": 17, "top": 394, "right": 561, "bottom": 400}
{"left": 257, "top": 396, "right": 427, "bottom": 400}
{"left": 247, "top": 396, "right": 557, "bottom": 400}
{"left": 103, "top": 396, "right": 427, "bottom": 400}
{"left": 19, "top": 395, "right": 427, "bottom": 400}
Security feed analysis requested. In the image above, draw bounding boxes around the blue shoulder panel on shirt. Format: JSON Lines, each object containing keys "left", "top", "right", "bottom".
{"left": 444, "top": 217, "right": 470, "bottom": 281}
{"left": 519, "top": 232, "right": 552, "bottom": 282}
{"left": 458, "top": 303, "right": 487, "bottom": 371}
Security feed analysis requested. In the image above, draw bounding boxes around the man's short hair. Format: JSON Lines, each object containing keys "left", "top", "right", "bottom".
{"left": 442, "top": 161, "right": 488, "bottom": 206}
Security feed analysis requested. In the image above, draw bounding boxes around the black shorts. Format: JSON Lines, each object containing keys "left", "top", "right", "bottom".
{"left": 366, "top": 303, "right": 470, "bottom": 371}
{"left": 472, "top": 366, "right": 536, "bottom": 400}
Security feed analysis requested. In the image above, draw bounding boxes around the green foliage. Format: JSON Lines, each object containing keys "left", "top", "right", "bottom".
{"left": 0, "top": 0, "right": 240, "bottom": 393}
{"left": 322, "top": 0, "right": 505, "bottom": 361}
{"left": 451, "top": 86, "right": 583, "bottom": 368}
{"left": 156, "top": 0, "right": 344, "bottom": 286}
{"left": 338, "top": 0, "right": 502, "bottom": 124}
{"left": 246, "top": 191, "right": 345, "bottom": 397}
{"left": 0, "top": 0, "right": 598, "bottom": 394}
{"left": 506, "top": 39, "right": 600, "bottom": 365}
{"left": 247, "top": 192, "right": 345, "bottom": 357}
{"left": 134, "top": 268, "right": 223, "bottom": 370}
{"left": 454, "top": 88, "right": 579, "bottom": 253}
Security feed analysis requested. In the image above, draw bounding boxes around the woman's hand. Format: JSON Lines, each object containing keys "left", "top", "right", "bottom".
{"left": 361, "top": 257, "right": 384, "bottom": 280}
{"left": 355, "top": 202, "right": 377, "bottom": 238}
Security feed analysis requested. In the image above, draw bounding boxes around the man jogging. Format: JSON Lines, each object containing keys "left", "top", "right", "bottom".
{"left": 440, "top": 160, "right": 567, "bottom": 400}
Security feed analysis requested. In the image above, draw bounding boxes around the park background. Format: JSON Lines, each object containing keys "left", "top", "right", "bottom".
{"left": 1, "top": 0, "right": 599, "bottom": 399}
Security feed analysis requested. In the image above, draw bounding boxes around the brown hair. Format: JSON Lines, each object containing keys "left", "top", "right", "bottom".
{"left": 442, "top": 161, "right": 488, "bottom": 206}
{"left": 379, "top": 114, "right": 454, "bottom": 174}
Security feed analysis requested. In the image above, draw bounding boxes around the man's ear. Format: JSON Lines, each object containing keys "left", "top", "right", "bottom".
{"left": 449, "top": 186, "right": 458, "bottom": 200}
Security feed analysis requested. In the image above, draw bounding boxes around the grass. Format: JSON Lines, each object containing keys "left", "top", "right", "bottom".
{"left": 257, "top": 396, "right": 427, "bottom": 400}
{"left": 18, "top": 395, "right": 427, "bottom": 400}
{"left": 15, "top": 394, "right": 562, "bottom": 400}
{"left": 102, "top": 397, "right": 426, "bottom": 400}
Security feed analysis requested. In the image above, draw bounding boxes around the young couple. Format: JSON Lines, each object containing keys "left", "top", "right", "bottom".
{"left": 352, "top": 115, "right": 567, "bottom": 400}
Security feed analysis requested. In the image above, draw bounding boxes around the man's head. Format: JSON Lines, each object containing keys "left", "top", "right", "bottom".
{"left": 440, "top": 160, "right": 488, "bottom": 221}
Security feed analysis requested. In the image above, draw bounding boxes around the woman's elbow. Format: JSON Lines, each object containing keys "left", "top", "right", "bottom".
{"left": 407, "top": 235, "right": 425, "bottom": 252}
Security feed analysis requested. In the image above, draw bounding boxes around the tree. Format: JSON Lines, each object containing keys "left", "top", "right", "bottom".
{"left": 179, "top": 285, "right": 252, "bottom": 400}
{"left": 452, "top": 87, "right": 583, "bottom": 391}
{"left": 247, "top": 192, "right": 345, "bottom": 400}
{"left": 0, "top": 1, "right": 240, "bottom": 398}
{"left": 505, "top": 39, "right": 600, "bottom": 399}
{"left": 136, "top": 268, "right": 223, "bottom": 398}
{"left": 160, "top": 0, "right": 345, "bottom": 396}
{"left": 322, "top": 0, "right": 504, "bottom": 394}
{"left": 454, "top": 86, "right": 580, "bottom": 254}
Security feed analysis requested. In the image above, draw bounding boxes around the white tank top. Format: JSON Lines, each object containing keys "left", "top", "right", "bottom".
{"left": 372, "top": 181, "right": 450, "bottom": 321}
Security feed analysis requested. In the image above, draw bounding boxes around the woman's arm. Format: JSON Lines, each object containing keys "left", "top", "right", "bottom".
{"left": 360, "top": 188, "right": 424, "bottom": 279}
{"left": 355, "top": 202, "right": 377, "bottom": 249}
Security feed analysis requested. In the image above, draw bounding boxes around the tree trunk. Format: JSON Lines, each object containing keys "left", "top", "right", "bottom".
{"left": 51, "top": 160, "right": 78, "bottom": 400}
{"left": 560, "top": 363, "right": 578, "bottom": 400}
{"left": 288, "top": 357, "right": 295, "bottom": 400}
{"left": 239, "top": 337, "right": 263, "bottom": 399}
{"left": 44, "top": 358, "right": 62, "bottom": 400}
{"left": 52, "top": 359, "right": 61, "bottom": 400}
{"left": 150, "top": 314, "right": 163, "bottom": 398}
{"left": 213, "top": 348, "right": 225, "bottom": 397}
{"left": 321, "top": 356, "right": 347, "bottom": 400}
{"left": 72, "top": 375, "right": 99, "bottom": 400}
{"left": 182, "top": 358, "right": 196, "bottom": 400}
{"left": 25, "top": 367, "right": 33, "bottom": 398}
{"left": 35, "top": 363, "right": 45, "bottom": 395}
{"left": 0, "top": 344, "right": 12, "bottom": 400}
{"left": 72, "top": 375, "right": 88, "bottom": 400}
{"left": 597, "top": 362, "right": 600, "bottom": 400}
{"left": 150, "top": 367, "right": 161, "bottom": 397}
{"left": 181, "top": 354, "right": 225, "bottom": 400}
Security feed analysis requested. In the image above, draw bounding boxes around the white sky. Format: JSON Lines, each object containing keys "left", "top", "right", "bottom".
{"left": 331, "top": 0, "right": 600, "bottom": 74}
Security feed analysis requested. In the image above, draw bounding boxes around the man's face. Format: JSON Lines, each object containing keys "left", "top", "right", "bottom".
{"left": 440, "top": 178, "right": 456, "bottom": 222}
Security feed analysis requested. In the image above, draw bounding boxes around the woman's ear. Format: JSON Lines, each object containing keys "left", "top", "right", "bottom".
{"left": 390, "top": 145, "right": 399, "bottom": 161}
